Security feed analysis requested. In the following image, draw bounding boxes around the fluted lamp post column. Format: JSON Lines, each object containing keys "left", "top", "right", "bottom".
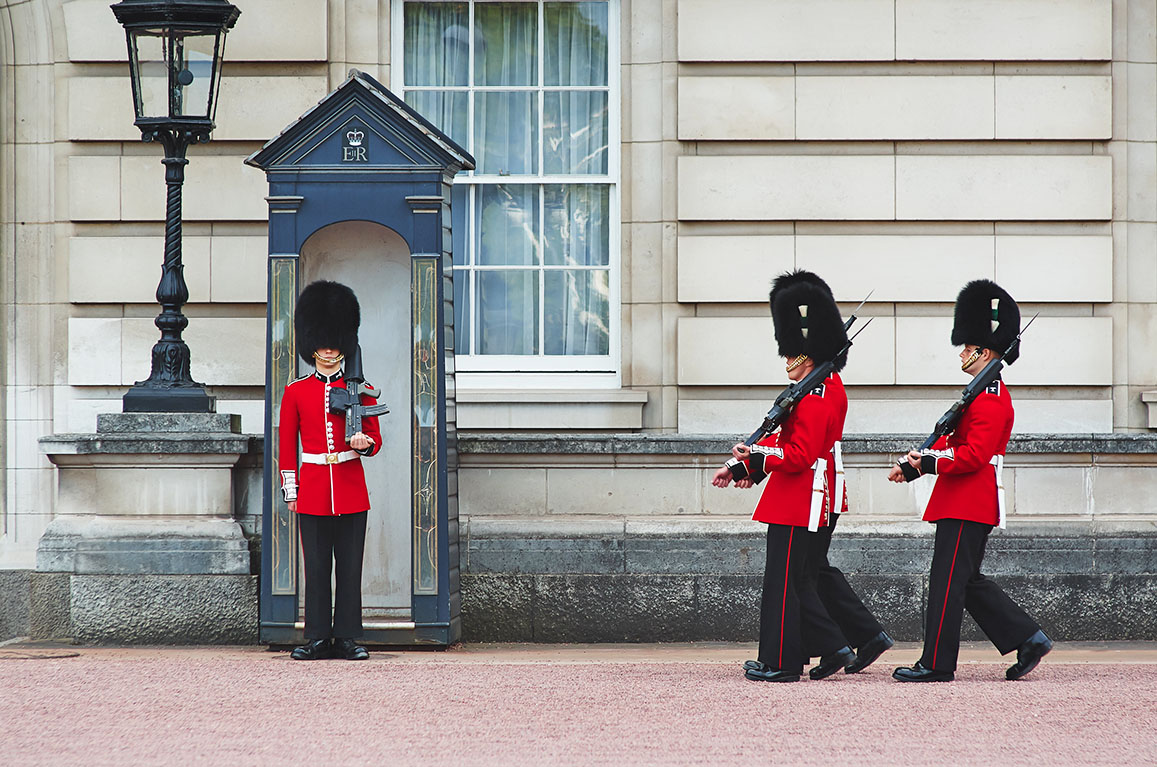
{"left": 111, "top": 0, "right": 241, "bottom": 412}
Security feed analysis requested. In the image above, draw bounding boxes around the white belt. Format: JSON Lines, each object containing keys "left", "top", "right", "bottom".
{"left": 808, "top": 458, "right": 827, "bottom": 532}
{"left": 301, "top": 450, "right": 359, "bottom": 465}
{"left": 991, "top": 454, "right": 1006, "bottom": 529}
{"left": 833, "top": 441, "right": 845, "bottom": 516}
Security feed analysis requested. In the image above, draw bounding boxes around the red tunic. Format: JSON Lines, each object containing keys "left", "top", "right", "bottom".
{"left": 726, "top": 373, "right": 845, "bottom": 529}
{"left": 921, "top": 379, "right": 1013, "bottom": 526}
{"left": 278, "top": 371, "right": 383, "bottom": 516}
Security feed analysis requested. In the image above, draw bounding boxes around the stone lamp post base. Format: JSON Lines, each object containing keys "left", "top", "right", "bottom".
{"left": 37, "top": 413, "right": 257, "bottom": 644}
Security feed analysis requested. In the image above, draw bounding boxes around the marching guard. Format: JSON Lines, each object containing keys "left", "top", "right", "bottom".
{"left": 889, "top": 279, "right": 1052, "bottom": 682}
{"left": 713, "top": 270, "right": 888, "bottom": 682}
{"left": 786, "top": 275, "right": 894, "bottom": 678}
{"left": 279, "top": 280, "right": 384, "bottom": 661}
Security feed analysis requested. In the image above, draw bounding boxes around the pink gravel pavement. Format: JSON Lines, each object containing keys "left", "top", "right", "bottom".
{"left": 2, "top": 641, "right": 1155, "bottom": 767}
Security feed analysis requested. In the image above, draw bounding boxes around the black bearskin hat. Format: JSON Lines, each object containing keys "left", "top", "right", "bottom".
{"left": 294, "top": 280, "right": 360, "bottom": 363}
{"left": 769, "top": 270, "right": 848, "bottom": 371}
{"left": 951, "top": 279, "right": 1021, "bottom": 365}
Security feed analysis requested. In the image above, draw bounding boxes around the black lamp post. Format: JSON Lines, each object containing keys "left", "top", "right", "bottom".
{"left": 111, "top": 0, "right": 240, "bottom": 413}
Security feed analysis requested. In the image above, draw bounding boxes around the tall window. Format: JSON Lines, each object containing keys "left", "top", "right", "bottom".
{"left": 395, "top": 0, "right": 619, "bottom": 377}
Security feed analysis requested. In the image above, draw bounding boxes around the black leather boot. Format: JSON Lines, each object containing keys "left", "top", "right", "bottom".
{"left": 744, "top": 662, "right": 800, "bottom": 683}
{"left": 892, "top": 660, "right": 954, "bottom": 682}
{"left": 334, "top": 638, "right": 369, "bottom": 660}
{"left": 845, "top": 631, "right": 895, "bottom": 674}
{"left": 809, "top": 646, "right": 856, "bottom": 680}
{"left": 291, "top": 638, "right": 332, "bottom": 661}
{"left": 1006, "top": 630, "right": 1052, "bottom": 681}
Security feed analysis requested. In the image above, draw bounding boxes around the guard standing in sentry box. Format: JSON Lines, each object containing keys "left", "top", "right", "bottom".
{"left": 888, "top": 279, "right": 1052, "bottom": 682}
{"left": 713, "top": 270, "right": 886, "bottom": 682}
{"left": 279, "top": 281, "right": 386, "bottom": 661}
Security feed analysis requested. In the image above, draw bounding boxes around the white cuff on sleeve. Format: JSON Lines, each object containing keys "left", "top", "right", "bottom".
{"left": 280, "top": 470, "right": 298, "bottom": 502}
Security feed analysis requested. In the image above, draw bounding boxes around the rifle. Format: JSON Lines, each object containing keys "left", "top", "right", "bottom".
{"left": 897, "top": 314, "right": 1037, "bottom": 481}
{"left": 328, "top": 344, "right": 390, "bottom": 443}
{"left": 742, "top": 292, "right": 874, "bottom": 448}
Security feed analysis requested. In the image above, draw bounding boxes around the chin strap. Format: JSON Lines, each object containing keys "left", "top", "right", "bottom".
{"left": 313, "top": 351, "right": 345, "bottom": 366}
{"left": 786, "top": 354, "right": 809, "bottom": 373}
{"left": 960, "top": 348, "right": 982, "bottom": 371}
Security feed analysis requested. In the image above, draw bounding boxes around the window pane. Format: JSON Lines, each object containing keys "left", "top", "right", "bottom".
{"left": 404, "top": 0, "right": 616, "bottom": 365}
{"left": 130, "top": 33, "right": 168, "bottom": 118}
{"left": 477, "top": 271, "right": 539, "bottom": 355}
{"left": 404, "top": 2, "right": 469, "bottom": 86}
{"left": 174, "top": 35, "right": 216, "bottom": 118}
{"left": 474, "top": 2, "right": 537, "bottom": 86}
{"left": 476, "top": 185, "right": 540, "bottom": 266}
{"left": 454, "top": 268, "right": 471, "bottom": 354}
{"left": 544, "top": 91, "right": 608, "bottom": 175}
{"left": 474, "top": 91, "right": 538, "bottom": 174}
{"left": 545, "top": 270, "right": 609, "bottom": 355}
{"left": 544, "top": 185, "right": 609, "bottom": 266}
{"left": 545, "top": 2, "right": 608, "bottom": 86}
{"left": 452, "top": 185, "right": 470, "bottom": 266}
{"left": 405, "top": 90, "right": 469, "bottom": 148}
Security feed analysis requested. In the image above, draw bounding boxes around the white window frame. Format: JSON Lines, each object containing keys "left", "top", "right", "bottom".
{"left": 391, "top": 0, "right": 622, "bottom": 389}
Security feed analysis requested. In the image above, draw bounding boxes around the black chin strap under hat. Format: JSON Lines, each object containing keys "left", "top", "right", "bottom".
{"left": 951, "top": 279, "right": 1021, "bottom": 365}
{"left": 769, "top": 270, "right": 849, "bottom": 372}
{"left": 294, "top": 280, "right": 361, "bottom": 364}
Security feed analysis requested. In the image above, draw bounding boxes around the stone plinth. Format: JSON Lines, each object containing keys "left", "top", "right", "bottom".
{"left": 36, "top": 413, "right": 258, "bottom": 644}
{"left": 1143, "top": 392, "right": 1157, "bottom": 429}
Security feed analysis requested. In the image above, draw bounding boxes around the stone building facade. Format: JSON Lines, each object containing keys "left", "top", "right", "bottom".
{"left": 1, "top": 0, "right": 1155, "bottom": 642}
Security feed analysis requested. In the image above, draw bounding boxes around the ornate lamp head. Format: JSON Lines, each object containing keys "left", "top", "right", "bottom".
{"left": 111, "top": 0, "right": 241, "bottom": 141}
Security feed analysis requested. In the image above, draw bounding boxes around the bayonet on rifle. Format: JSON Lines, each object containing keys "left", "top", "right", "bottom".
{"left": 846, "top": 289, "right": 873, "bottom": 325}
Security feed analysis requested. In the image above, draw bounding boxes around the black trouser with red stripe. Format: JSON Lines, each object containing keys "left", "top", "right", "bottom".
{"left": 806, "top": 513, "right": 886, "bottom": 653}
{"left": 758, "top": 523, "right": 809, "bottom": 673}
{"left": 298, "top": 511, "right": 368, "bottom": 640}
{"left": 799, "top": 523, "right": 850, "bottom": 659}
{"left": 920, "top": 518, "right": 1040, "bottom": 672}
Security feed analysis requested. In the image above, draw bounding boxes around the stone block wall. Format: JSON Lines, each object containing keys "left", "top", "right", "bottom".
{"left": 3, "top": 571, "right": 258, "bottom": 644}
{"left": 457, "top": 434, "right": 1157, "bottom": 642}
{"left": 461, "top": 529, "right": 1157, "bottom": 643}
{"left": 668, "top": 0, "right": 1156, "bottom": 439}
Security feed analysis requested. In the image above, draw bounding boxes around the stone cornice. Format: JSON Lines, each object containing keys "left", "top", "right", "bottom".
{"left": 235, "top": 432, "right": 1157, "bottom": 457}
{"left": 455, "top": 433, "right": 1157, "bottom": 455}
{"left": 40, "top": 433, "right": 256, "bottom": 456}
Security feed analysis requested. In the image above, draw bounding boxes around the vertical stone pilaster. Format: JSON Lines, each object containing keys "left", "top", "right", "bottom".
{"left": 0, "top": 0, "right": 62, "bottom": 561}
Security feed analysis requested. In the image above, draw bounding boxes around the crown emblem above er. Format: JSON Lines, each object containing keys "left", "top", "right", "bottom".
{"left": 346, "top": 128, "right": 364, "bottom": 147}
